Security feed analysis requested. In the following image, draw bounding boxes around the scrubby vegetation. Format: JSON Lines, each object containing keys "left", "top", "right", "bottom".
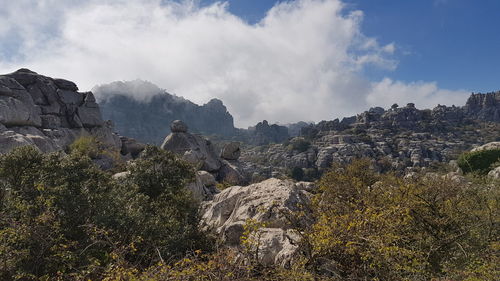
{"left": 0, "top": 145, "right": 209, "bottom": 280}
{"left": 0, "top": 147, "right": 498, "bottom": 280}
{"left": 287, "top": 138, "right": 311, "bottom": 153}
{"left": 302, "top": 159, "right": 499, "bottom": 280}
{"left": 457, "top": 148, "right": 500, "bottom": 175}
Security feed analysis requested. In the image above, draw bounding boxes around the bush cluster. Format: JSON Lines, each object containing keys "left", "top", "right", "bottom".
{"left": 301, "top": 159, "right": 499, "bottom": 280}
{"left": 288, "top": 138, "right": 311, "bottom": 153}
{"left": 0, "top": 145, "right": 210, "bottom": 280}
{"left": 457, "top": 148, "right": 500, "bottom": 174}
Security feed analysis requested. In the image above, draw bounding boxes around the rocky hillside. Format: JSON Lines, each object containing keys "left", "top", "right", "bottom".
{"left": 239, "top": 92, "right": 500, "bottom": 181}
{"left": 94, "top": 80, "right": 236, "bottom": 144}
{"left": 0, "top": 69, "right": 122, "bottom": 154}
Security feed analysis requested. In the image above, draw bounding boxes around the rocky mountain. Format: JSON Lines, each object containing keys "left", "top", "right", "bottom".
{"left": 94, "top": 80, "right": 236, "bottom": 144}
{"left": 239, "top": 92, "right": 500, "bottom": 181}
{"left": 0, "top": 69, "right": 122, "bottom": 154}
{"left": 94, "top": 80, "right": 295, "bottom": 146}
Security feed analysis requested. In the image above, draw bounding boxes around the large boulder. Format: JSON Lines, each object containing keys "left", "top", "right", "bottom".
{"left": 0, "top": 96, "right": 42, "bottom": 127}
{"left": 187, "top": 171, "right": 220, "bottom": 201}
{"left": 161, "top": 121, "right": 221, "bottom": 172}
{"left": 170, "top": 120, "right": 188, "bottom": 133}
{"left": 471, "top": 142, "right": 500, "bottom": 152}
{"left": 488, "top": 166, "right": 500, "bottom": 179}
{"left": 221, "top": 142, "right": 241, "bottom": 160}
{"left": 218, "top": 160, "right": 246, "bottom": 185}
{"left": 120, "top": 136, "right": 145, "bottom": 158}
{"left": 201, "top": 178, "right": 313, "bottom": 267}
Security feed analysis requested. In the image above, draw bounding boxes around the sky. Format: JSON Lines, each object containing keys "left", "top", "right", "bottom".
{"left": 0, "top": 0, "right": 498, "bottom": 127}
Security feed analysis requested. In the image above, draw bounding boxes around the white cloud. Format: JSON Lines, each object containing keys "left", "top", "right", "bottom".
{"left": 0, "top": 0, "right": 468, "bottom": 127}
{"left": 367, "top": 78, "right": 469, "bottom": 109}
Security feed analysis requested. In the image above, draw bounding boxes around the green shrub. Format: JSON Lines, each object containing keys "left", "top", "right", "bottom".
{"left": 288, "top": 138, "right": 311, "bottom": 153}
{"left": 303, "top": 167, "right": 320, "bottom": 181}
{"left": 302, "top": 159, "right": 499, "bottom": 280}
{"left": 69, "top": 136, "right": 101, "bottom": 158}
{"left": 290, "top": 167, "right": 304, "bottom": 181}
{"left": 0, "top": 145, "right": 210, "bottom": 279}
{"left": 457, "top": 148, "right": 500, "bottom": 174}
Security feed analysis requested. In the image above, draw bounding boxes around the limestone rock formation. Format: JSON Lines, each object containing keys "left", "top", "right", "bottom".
{"left": 0, "top": 69, "right": 121, "bottom": 154}
{"left": 239, "top": 92, "right": 500, "bottom": 180}
{"left": 247, "top": 120, "right": 289, "bottom": 145}
{"left": 488, "top": 166, "right": 500, "bottom": 179}
{"left": 120, "top": 136, "right": 146, "bottom": 158}
{"left": 464, "top": 91, "right": 500, "bottom": 122}
{"left": 187, "top": 171, "right": 220, "bottom": 201}
{"left": 220, "top": 141, "right": 241, "bottom": 160}
{"left": 161, "top": 120, "right": 248, "bottom": 193}
{"left": 160, "top": 120, "right": 221, "bottom": 172}
{"left": 471, "top": 141, "right": 500, "bottom": 152}
{"left": 200, "top": 178, "right": 313, "bottom": 267}
{"left": 170, "top": 119, "right": 188, "bottom": 133}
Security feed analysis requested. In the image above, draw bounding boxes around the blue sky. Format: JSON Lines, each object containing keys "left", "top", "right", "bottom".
{"left": 203, "top": 0, "right": 500, "bottom": 93}
{"left": 0, "top": 0, "right": 497, "bottom": 126}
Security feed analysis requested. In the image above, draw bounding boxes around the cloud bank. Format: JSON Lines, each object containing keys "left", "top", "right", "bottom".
{"left": 0, "top": 0, "right": 469, "bottom": 127}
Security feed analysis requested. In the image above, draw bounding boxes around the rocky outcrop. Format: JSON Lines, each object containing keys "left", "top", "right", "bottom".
{"left": 247, "top": 120, "right": 289, "bottom": 145}
{"left": 464, "top": 91, "right": 500, "bottom": 122}
{"left": 471, "top": 142, "right": 500, "bottom": 152}
{"left": 220, "top": 141, "right": 241, "bottom": 160}
{"left": 161, "top": 121, "right": 248, "bottom": 195}
{"left": 488, "top": 166, "right": 500, "bottom": 179}
{"left": 0, "top": 69, "right": 121, "bottom": 154}
{"left": 161, "top": 120, "right": 221, "bottom": 172}
{"left": 187, "top": 171, "right": 220, "bottom": 201}
{"left": 95, "top": 80, "right": 236, "bottom": 144}
{"left": 235, "top": 93, "right": 500, "bottom": 180}
{"left": 240, "top": 114, "right": 500, "bottom": 180}
{"left": 119, "top": 136, "right": 146, "bottom": 158}
{"left": 201, "top": 178, "right": 313, "bottom": 267}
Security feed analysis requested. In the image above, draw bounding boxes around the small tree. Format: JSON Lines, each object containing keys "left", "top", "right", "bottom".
{"left": 290, "top": 167, "right": 304, "bottom": 181}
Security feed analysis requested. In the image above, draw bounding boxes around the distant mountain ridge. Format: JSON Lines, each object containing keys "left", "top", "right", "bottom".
{"left": 94, "top": 80, "right": 236, "bottom": 144}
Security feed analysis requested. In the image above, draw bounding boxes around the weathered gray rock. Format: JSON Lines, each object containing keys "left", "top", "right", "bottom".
{"left": 120, "top": 136, "right": 145, "bottom": 158}
{"left": 11, "top": 126, "right": 59, "bottom": 152}
{"left": 77, "top": 105, "right": 104, "bottom": 128}
{"left": 161, "top": 123, "right": 221, "bottom": 172}
{"left": 40, "top": 114, "right": 62, "bottom": 129}
{"left": 0, "top": 96, "right": 41, "bottom": 127}
{"left": 219, "top": 160, "right": 246, "bottom": 185}
{"left": 54, "top": 78, "right": 78, "bottom": 91}
{"left": 197, "top": 171, "right": 217, "bottom": 187}
{"left": 112, "top": 171, "right": 131, "bottom": 180}
{"left": 488, "top": 166, "right": 500, "bottom": 179}
{"left": 170, "top": 120, "right": 188, "bottom": 133}
{"left": 201, "top": 178, "right": 312, "bottom": 266}
{"left": 221, "top": 142, "right": 241, "bottom": 160}
{"left": 471, "top": 142, "right": 500, "bottom": 152}
{"left": 0, "top": 69, "right": 122, "bottom": 155}
{"left": 0, "top": 130, "right": 38, "bottom": 154}
{"left": 57, "top": 89, "right": 83, "bottom": 105}
{"left": 187, "top": 171, "right": 220, "bottom": 201}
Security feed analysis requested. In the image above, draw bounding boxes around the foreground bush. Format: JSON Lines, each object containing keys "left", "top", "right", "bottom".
{"left": 303, "top": 159, "right": 499, "bottom": 280}
{"left": 0, "top": 145, "right": 209, "bottom": 280}
{"left": 457, "top": 148, "right": 500, "bottom": 174}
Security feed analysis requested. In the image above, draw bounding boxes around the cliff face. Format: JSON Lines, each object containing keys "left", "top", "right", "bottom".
{"left": 94, "top": 81, "right": 236, "bottom": 144}
{"left": 0, "top": 69, "right": 121, "bottom": 154}
{"left": 463, "top": 91, "right": 500, "bottom": 121}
